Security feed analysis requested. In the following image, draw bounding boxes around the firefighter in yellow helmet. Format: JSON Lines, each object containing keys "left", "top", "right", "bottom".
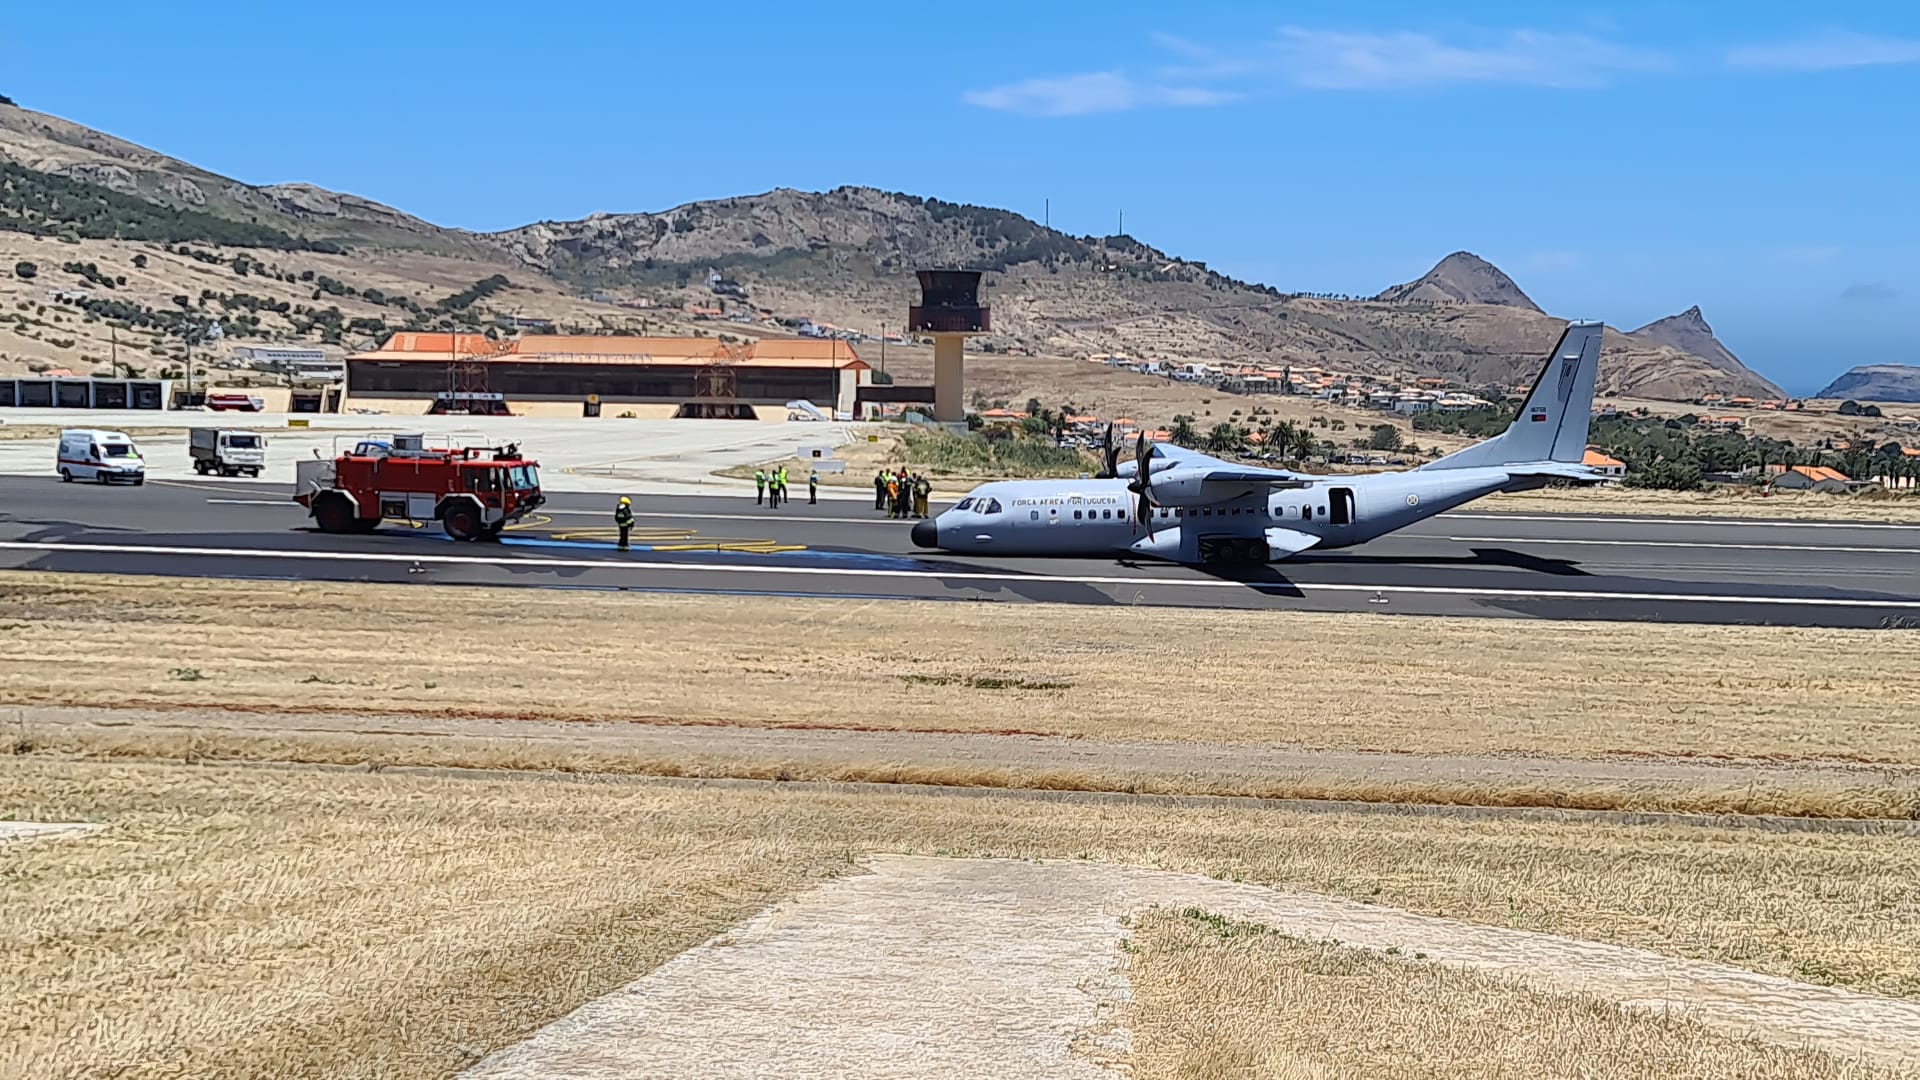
{"left": 614, "top": 496, "right": 634, "bottom": 551}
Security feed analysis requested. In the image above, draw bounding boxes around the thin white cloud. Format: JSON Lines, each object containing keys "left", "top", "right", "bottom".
{"left": 1728, "top": 30, "right": 1920, "bottom": 72}
{"left": 961, "top": 72, "right": 1236, "bottom": 117}
{"left": 966, "top": 25, "right": 1670, "bottom": 116}
{"left": 1265, "top": 27, "right": 1670, "bottom": 90}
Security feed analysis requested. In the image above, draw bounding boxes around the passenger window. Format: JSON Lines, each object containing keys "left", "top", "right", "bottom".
{"left": 1073, "top": 510, "right": 1083, "bottom": 520}
{"left": 1102, "top": 510, "right": 1112, "bottom": 519}
{"left": 1030, "top": 510, "right": 1039, "bottom": 521}
{"left": 1118, "top": 509, "right": 1127, "bottom": 520}
{"left": 1300, "top": 506, "right": 1311, "bottom": 520}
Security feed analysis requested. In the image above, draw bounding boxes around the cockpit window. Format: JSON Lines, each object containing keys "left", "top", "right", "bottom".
{"left": 978, "top": 498, "right": 1002, "bottom": 515}
{"left": 953, "top": 497, "right": 974, "bottom": 511}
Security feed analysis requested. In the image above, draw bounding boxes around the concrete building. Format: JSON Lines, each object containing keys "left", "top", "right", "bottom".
{"left": 0, "top": 376, "right": 171, "bottom": 409}
{"left": 1770, "top": 465, "right": 1851, "bottom": 493}
{"left": 343, "top": 333, "right": 869, "bottom": 419}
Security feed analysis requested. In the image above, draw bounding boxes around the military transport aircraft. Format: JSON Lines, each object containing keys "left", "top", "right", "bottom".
{"left": 909, "top": 321, "right": 1608, "bottom": 565}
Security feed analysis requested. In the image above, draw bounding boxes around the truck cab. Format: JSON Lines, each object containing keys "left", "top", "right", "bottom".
{"left": 190, "top": 429, "right": 267, "bottom": 477}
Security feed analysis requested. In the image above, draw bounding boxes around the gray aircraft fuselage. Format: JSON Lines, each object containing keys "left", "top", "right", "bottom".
{"left": 910, "top": 465, "right": 1531, "bottom": 562}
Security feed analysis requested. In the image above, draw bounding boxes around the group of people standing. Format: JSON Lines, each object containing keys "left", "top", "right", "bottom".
{"left": 754, "top": 466, "right": 818, "bottom": 508}
{"left": 875, "top": 469, "right": 931, "bottom": 519}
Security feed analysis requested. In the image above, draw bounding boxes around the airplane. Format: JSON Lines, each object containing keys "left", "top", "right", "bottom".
{"left": 909, "top": 320, "right": 1610, "bottom": 565}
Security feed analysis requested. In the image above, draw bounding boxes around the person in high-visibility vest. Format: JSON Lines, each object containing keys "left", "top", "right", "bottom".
{"left": 776, "top": 467, "right": 789, "bottom": 507}
{"left": 614, "top": 496, "right": 634, "bottom": 551}
{"left": 754, "top": 469, "right": 766, "bottom": 505}
{"left": 808, "top": 470, "right": 819, "bottom": 504}
{"left": 886, "top": 473, "right": 901, "bottom": 518}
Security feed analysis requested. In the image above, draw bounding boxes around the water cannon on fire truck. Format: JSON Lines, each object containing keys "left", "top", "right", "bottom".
{"left": 293, "top": 433, "right": 544, "bottom": 541}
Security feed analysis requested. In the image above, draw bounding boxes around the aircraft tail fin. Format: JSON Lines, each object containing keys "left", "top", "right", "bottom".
{"left": 1421, "top": 321, "right": 1605, "bottom": 472}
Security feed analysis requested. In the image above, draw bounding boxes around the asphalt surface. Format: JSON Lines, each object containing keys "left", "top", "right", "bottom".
{"left": 2, "top": 476, "right": 1917, "bottom": 627}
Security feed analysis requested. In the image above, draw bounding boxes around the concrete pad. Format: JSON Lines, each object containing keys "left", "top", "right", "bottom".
{"left": 0, "top": 410, "right": 865, "bottom": 495}
{"left": 0, "top": 821, "right": 102, "bottom": 844}
{"left": 464, "top": 856, "right": 1920, "bottom": 1078}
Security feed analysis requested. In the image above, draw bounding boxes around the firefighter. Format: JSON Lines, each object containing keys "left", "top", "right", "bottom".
{"left": 886, "top": 472, "right": 901, "bottom": 518}
{"left": 808, "top": 470, "right": 819, "bottom": 505}
{"left": 914, "top": 474, "right": 931, "bottom": 519}
{"left": 873, "top": 470, "right": 887, "bottom": 510}
{"left": 614, "top": 496, "right": 634, "bottom": 551}
{"left": 754, "top": 469, "right": 766, "bottom": 505}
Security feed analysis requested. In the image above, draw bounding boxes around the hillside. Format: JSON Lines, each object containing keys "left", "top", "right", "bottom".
{"left": 0, "top": 102, "right": 489, "bottom": 256}
{"left": 1375, "top": 251, "right": 1541, "bottom": 311}
{"left": 1629, "top": 306, "right": 1783, "bottom": 397}
{"left": 0, "top": 100, "right": 1788, "bottom": 401}
{"left": 1817, "top": 364, "right": 1920, "bottom": 403}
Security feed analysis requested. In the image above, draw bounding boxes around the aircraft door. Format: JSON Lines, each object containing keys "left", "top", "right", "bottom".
{"left": 1329, "top": 487, "right": 1356, "bottom": 526}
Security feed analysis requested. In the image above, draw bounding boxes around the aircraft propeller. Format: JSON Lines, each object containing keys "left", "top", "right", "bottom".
{"left": 1127, "top": 432, "right": 1155, "bottom": 534}
{"left": 1096, "top": 422, "right": 1121, "bottom": 479}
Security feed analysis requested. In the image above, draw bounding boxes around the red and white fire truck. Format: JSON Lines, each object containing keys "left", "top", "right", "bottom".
{"left": 293, "top": 434, "right": 545, "bottom": 541}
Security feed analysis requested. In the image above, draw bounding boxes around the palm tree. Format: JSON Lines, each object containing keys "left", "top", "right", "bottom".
{"left": 1288, "top": 426, "right": 1317, "bottom": 462}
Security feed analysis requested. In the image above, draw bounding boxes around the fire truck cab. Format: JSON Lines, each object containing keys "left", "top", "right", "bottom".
{"left": 293, "top": 434, "right": 544, "bottom": 541}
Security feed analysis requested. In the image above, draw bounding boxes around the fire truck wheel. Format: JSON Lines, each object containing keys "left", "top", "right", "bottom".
{"left": 312, "top": 493, "right": 356, "bottom": 534}
{"left": 442, "top": 505, "right": 483, "bottom": 542}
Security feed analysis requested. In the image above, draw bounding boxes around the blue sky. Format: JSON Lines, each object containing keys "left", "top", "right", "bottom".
{"left": 6, "top": 1, "right": 1917, "bottom": 392}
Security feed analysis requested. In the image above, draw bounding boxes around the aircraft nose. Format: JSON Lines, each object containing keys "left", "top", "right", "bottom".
{"left": 910, "top": 519, "right": 938, "bottom": 548}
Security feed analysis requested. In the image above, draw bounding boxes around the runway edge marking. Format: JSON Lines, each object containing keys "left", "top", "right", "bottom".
{"left": 4, "top": 539, "right": 1919, "bottom": 611}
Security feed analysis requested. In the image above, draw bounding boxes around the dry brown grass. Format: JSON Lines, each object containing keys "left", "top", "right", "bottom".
{"left": 1126, "top": 909, "right": 1893, "bottom": 1079}
{"left": 25, "top": 723, "right": 1920, "bottom": 822}
{"left": 3, "top": 574, "right": 1914, "bottom": 766}
{"left": 5, "top": 758, "right": 1920, "bottom": 1079}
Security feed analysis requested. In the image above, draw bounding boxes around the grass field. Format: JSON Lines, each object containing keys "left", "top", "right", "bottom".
{"left": 5, "top": 758, "right": 1920, "bottom": 1079}
{"left": 1126, "top": 909, "right": 1894, "bottom": 1079}
{"left": 4, "top": 574, "right": 1914, "bottom": 768}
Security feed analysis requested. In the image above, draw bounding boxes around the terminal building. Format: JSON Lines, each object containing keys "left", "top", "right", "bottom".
{"left": 343, "top": 333, "right": 871, "bottom": 419}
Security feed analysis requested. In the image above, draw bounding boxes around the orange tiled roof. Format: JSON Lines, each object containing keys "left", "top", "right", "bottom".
{"left": 380, "top": 332, "right": 504, "bottom": 356}
{"left": 1790, "top": 465, "right": 1850, "bottom": 483}
{"left": 748, "top": 339, "right": 864, "bottom": 364}
{"left": 1582, "top": 449, "right": 1624, "bottom": 468}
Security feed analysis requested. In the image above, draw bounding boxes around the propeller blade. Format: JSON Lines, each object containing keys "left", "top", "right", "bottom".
{"left": 1099, "top": 423, "right": 1119, "bottom": 478}
{"left": 1129, "top": 432, "right": 1155, "bottom": 535}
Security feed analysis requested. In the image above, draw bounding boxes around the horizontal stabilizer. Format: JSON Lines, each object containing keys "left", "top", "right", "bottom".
{"left": 1500, "top": 462, "right": 1613, "bottom": 483}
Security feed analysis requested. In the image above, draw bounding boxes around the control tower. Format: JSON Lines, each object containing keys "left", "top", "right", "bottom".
{"left": 907, "top": 269, "right": 990, "bottom": 424}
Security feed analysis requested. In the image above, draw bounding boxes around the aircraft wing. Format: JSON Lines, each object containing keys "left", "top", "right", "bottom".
{"left": 1147, "top": 463, "right": 1313, "bottom": 505}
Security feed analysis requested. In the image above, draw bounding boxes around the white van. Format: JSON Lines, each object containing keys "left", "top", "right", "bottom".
{"left": 58, "top": 429, "right": 146, "bottom": 485}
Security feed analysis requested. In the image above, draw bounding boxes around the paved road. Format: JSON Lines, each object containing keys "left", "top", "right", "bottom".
{"left": 2, "top": 477, "right": 1916, "bottom": 627}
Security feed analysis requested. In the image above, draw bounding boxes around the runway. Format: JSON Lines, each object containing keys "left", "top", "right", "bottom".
{"left": 2, "top": 477, "right": 1917, "bottom": 627}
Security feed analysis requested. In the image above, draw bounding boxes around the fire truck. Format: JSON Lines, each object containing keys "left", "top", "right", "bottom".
{"left": 293, "top": 434, "right": 544, "bottom": 540}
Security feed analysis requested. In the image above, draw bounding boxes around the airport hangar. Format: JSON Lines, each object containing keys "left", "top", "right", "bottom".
{"left": 342, "top": 333, "right": 877, "bottom": 419}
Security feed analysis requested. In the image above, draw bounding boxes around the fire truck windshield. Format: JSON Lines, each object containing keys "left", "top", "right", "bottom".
{"left": 508, "top": 465, "right": 538, "bottom": 490}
